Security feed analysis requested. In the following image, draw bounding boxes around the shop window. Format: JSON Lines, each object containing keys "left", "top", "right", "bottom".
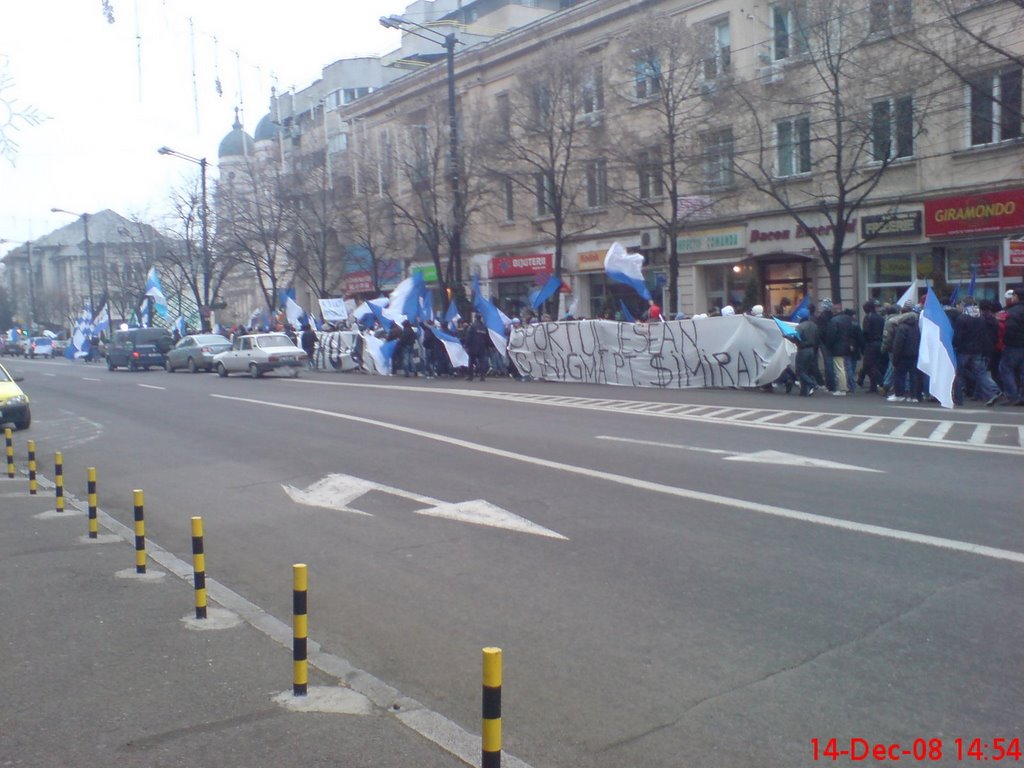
{"left": 866, "top": 252, "right": 912, "bottom": 284}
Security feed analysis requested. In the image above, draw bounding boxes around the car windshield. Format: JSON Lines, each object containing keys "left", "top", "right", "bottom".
{"left": 257, "top": 336, "right": 294, "bottom": 349}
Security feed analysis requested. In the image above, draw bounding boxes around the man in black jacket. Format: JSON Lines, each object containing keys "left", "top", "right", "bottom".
{"left": 998, "top": 288, "right": 1024, "bottom": 406}
{"left": 822, "top": 302, "right": 854, "bottom": 396}
{"left": 954, "top": 299, "right": 1000, "bottom": 406}
{"left": 464, "top": 314, "right": 491, "bottom": 382}
{"left": 858, "top": 301, "right": 884, "bottom": 393}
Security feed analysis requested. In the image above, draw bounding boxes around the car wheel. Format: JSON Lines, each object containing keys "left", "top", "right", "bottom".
{"left": 107, "top": 358, "right": 116, "bottom": 371}
{"left": 165, "top": 359, "right": 174, "bottom": 373}
{"left": 14, "top": 409, "right": 30, "bottom": 430}
{"left": 249, "top": 362, "right": 261, "bottom": 379}
{"left": 188, "top": 357, "right": 198, "bottom": 374}
{"left": 216, "top": 362, "right": 228, "bottom": 377}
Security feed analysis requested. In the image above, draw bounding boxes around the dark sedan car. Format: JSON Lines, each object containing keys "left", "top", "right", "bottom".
{"left": 164, "top": 334, "right": 232, "bottom": 373}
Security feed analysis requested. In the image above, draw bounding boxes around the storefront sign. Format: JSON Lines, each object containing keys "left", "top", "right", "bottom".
{"left": 676, "top": 227, "right": 745, "bottom": 254}
{"left": 747, "top": 216, "right": 858, "bottom": 254}
{"left": 1007, "top": 239, "right": 1024, "bottom": 267}
{"left": 576, "top": 250, "right": 606, "bottom": 272}
{"left": 862, "top": 211, "right": 922, "bottom": 239}
{"left": 412, "top": 264, "right": 438, "bottom": 282}
{"left": 491, "top": 253, "right": 552, "bottom": 278}
{"left": 343, "top": 271, "right": 374, "bottom": 294}
{"left": 925, "top": 189, "right": 1024, "bottom": 237}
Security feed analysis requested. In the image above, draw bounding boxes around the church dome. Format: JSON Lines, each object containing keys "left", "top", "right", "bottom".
{"left": 254, "top": 113, "right": 282, "bottom": 142}
{"left": 218, "top": 109, "right": 256, "bottom": 158}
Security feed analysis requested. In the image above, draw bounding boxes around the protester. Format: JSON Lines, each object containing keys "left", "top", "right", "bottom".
{"left": 998, "top": 287, "right": 1024, "bottom": 406}
{"left": 300, "top": 324, "right": 317, "bottom": 369}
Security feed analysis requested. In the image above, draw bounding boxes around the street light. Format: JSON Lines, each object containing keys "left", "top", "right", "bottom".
{"left": 158, "top": 145, "right": 210, "bottom": 331}
{"left": 380, "top": 14, "right": 464, "bottom": 284}
{"left": 50, "top": 208, "right": 94, "bottom": 317}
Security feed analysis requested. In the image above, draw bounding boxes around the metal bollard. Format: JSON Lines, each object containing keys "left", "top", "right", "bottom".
{"left": 482, "top": 647, "right": 503, "bottom": 768}
{"left": 27, "top": 440, "right": 36, "bottom": 495}
{"left": 191, "top": 517, "right": 207, "bottom": 620}
{"left": 54, "top": 452, "right": 64, "bottom": 512}
{"left": 293, "top": 564, "right": 308, "bottom": 696}
{"left": 4, "top": 427, "right": 13, "bottom": 478}
{"left": 133, "top": 490, "right": 146, "bottom": 574}
{"left": 86, "top": 468, "right": 98, "bottom": 539}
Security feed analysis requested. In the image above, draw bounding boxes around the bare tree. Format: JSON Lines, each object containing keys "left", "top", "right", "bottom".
{"left": 275, "top": 148, "right": 356, "bottom": 303}
{"left": 727, "top": 0, "right": 936, "bottom": 304}
{"left": 485, "top": 42, "right": 599, "bottom": 314}
{"left": 609, "top": 11, "right": 727, "bottom": 315}
{"left": 162, "top": 174, "right": 235, "bottom": 330}
{"left": 218, "top": 154, "right": 295, "bottom": 314}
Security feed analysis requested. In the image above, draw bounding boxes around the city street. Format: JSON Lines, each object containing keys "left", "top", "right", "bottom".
{"left": 3, "top": 355, "right": 1022, "bottom": 768}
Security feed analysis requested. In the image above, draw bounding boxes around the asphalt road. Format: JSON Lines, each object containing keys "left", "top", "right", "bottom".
{"left": 6, "top": 355, "right": 1023, "bottom": 768}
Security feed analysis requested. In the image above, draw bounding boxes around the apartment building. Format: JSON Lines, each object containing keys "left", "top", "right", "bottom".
{"left": 220, "top": 0, "right": 1024, "bottom": 321}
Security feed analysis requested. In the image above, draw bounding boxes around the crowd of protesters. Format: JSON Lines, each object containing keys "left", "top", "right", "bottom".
{"left": 223, "top": 285, "right": 1024, "bottom": 409}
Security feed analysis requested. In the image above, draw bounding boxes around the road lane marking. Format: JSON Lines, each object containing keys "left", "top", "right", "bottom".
{"left": 282, "top": 473, "right": 567, "bottom": 539}
{"left": 212, "top": 393, "right": 1024, "bottom": 566}
{"left": 82, "top": 377, "right": 102, "bottom": 382}
{"left": 596, "top": 435, "right": 883, "bottom": 472}
{"left": 137, "top": 383, "right": 165, "bottom": 390}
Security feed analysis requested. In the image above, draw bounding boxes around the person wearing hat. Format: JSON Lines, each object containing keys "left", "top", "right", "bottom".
{"left": 815, "top": 299, "right": 838, "bottom": 393}
{"left": 889, "top": 299, "right": 923, "bottom": 402}
{"left": 997, "top": 288, "right": 1024, "bottom": 405}
{"left": 749, "top": 304, "right": 764, "bottom": 317}
{"left": 858, "top": 300, "right": 885, "bottom": 393}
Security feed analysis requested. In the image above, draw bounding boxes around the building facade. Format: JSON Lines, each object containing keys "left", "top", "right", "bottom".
{"left": 219, "top": 0, "right": 1024, "bottom": 322}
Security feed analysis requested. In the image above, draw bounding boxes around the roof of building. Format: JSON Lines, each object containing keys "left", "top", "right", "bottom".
{"left": 254, "top": 113, "right": 283, "bottom": 142}
{"left": 218, "top": 109, "right": 256, "bottom": 158}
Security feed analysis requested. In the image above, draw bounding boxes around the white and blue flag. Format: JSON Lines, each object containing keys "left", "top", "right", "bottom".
{"left": 285, "top": 296, "right": 306, "bottom": 329}
{"left": 144, "top": 267, "right": 169, "bottom": 318}
{"left": 432, "top": 325, "right": 470, "bottom": 369}
{"left": 173, "top": 314, "right": 187, "bottom": 337}
{"left": 529, "top": 275, "right": 562, "bottom": 311}
{"left": 917, "top": 288, "right": 956, "bottom": 409}
{"left": 384, "top": 272, "right": 426, "bottom": 325}
{"left": 604, "top": 242, "right": 651, "bottom": 301}
{"left": 443, "top": 300, "right": 461, "bottom": 332}
{"left": 472, "top": 275, "right": 509, "bottom": 354}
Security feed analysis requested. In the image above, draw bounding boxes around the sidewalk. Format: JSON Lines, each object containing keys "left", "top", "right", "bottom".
{"left": 0, "top": 472, "right": 476, "bottom": 768}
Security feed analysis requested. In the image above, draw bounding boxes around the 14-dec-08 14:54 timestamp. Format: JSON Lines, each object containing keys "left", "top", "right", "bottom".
{"left": 810, "top": 737, "right": 1021, "bottom": 762}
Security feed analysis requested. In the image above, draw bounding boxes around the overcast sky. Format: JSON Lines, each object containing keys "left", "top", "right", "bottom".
{"left": 0, "top": 0, "right": 410, "bottom": 257}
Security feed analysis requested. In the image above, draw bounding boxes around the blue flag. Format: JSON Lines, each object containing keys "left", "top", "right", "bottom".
{"left": 967, "top": 266, "right": 977, "bottom": 298}
{"left": 368, "top": 301, "right": 394, "bottom": 331}
{"left": 917, "top": 288, "right": 956, "bottom": 409}
{"left": 443, "top": 300, "right": 461, "bottom": 332}
{"left": 472, "top": 275, "right": 509, "bottom": 354}
{"left": 619, "top": 300, "right": 635, "bottom": 322}
{"left": 529, "top": 275, "right": 562, "bottom": 311}
{"left": 787, "top": 295, "right": 811, "bottom": 322}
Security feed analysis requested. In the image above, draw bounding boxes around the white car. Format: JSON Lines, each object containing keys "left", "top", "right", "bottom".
{"left": 213, "top": 333, "right": 307, "bottom": 378}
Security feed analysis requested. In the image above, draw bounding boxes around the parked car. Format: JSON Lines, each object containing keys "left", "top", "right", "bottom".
{"left": 51, "top": 336, "right": 69, "bottom": 357}
{"left": 0, "top": 361, "right": 31, "bottom": 430}
{"left": 28, "top": 337, "right": 54, "bottom": 358}
{"left": 1, "top": 337, "right": 24, "bottom": 357}
{"left": 213, "top": 333, "right": 306, "bottom": 378}
{"left": 164, "top": 333, "right": 232, "bottom": 373}
{"left": 106, "top": 328, "right": 174, "bottom": 372}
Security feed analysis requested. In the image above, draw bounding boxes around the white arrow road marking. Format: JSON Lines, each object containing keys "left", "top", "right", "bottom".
{"left": 213, "top": 394, "right": 1024, "bottom": 565}
{"left": 596, "top": 435, "right": 883, "bottom": 473}
{"left": 282, "top": 472, "right": 568, "bottom": 540}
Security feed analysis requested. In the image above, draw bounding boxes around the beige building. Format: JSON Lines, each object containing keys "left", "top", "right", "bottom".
{"left": 221, "top": 0, "right": 1024, "bottom": 322}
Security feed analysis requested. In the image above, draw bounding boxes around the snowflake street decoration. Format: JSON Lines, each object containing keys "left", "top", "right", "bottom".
{"left": 0, "top": 58, "right": 48, "bottom": 167}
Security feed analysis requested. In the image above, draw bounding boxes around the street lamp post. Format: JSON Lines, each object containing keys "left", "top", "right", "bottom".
{"left": 380, "top": 14, "right": 463, "bottom": 284}
{"left": 158, "top": 146, "right": 210, "bottom": 331}
{"left": 51, "top": 209, "right": 94, "bottom": 317}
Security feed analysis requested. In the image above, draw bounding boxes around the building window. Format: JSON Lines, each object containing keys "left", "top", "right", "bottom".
{"left": 585, "top": 159, "right": 607, "bottom": 208}
{"left": 342, "top": 87, "right": 372, "bottom": 105}
{"left": 635, "top": 57, "right": 661, "bottom": 99}
{"left": 702, "top": 128, "right": 734, "bottom": 188}
{"left": 868, "top": 0, "right": 912, "bottom": 34}
{"left": 582, "top": 64, "right": 604, "bottom": 114}
{"left": 496, "top": 92, "right": 511, "bottom": 139}
{"left": 969, "top": 67, "right": 1022, "bottom": 146}
{"left": 704, "top": 19, "right": 731, "bottom": 80}
{"left": 771, "top": 5, "right": 807, "bottom": 61}
{"left": 871, "top": 95, "right": 914, "bottom": 161}
{"left": 638, "top": 148, "right": 663, "bottom": 200}
{"left": 775, "top": 116, "right": 812, "bottom": 176}
{"left": 530, "top": 84, "right": 551, "bottom": 129}
{"left": 534, "top": 172, "right": 554, "bottom": 216}
{"left": 504, "top": 177, "right": 515, "bottom": 222}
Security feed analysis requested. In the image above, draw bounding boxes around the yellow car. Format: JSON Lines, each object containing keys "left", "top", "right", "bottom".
{"left": 0, "top": 361, "right": 31, "bottom": 430}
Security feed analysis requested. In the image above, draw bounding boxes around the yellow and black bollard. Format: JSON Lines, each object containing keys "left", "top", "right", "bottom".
{"left": 133, "top": 490, "right": 146, "bottom": 574}
{"left": 27, "top": 439, "right": 36, "bottom": 495}
{"left": 482, "top": 647, "right": 503, "bottom": 768}
{"left": 191, "top": 517, "right": 207, "bottom": 620}
{"left": 4, "top": 427, "right": 13, "bottom": 478}
{"left": 86, "top": 468, "right": 98, "bottom": 539}
{"left": 54, "top": 451, "right": 64, "bottom": 512}
{"left": 293, "top": 563, "right": 308, "bottom": 696}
